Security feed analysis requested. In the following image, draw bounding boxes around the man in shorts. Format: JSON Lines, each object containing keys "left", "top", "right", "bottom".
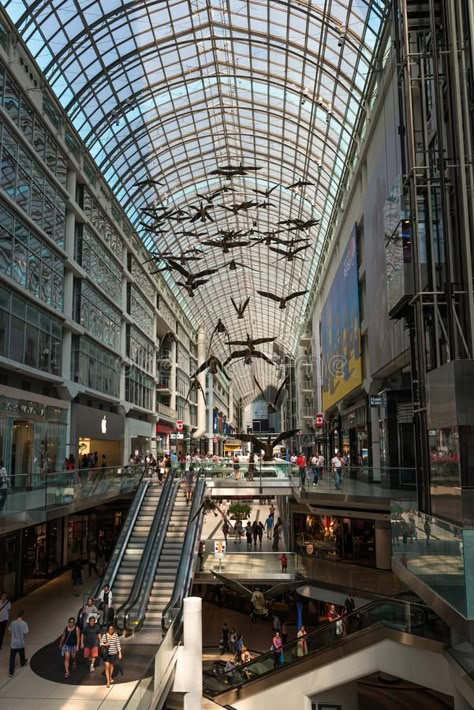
{"left": 81, "top": 615, "right": 101, "bottom": 671}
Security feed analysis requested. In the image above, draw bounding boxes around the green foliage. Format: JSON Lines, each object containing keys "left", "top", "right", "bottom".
{"left": 228, "top": 502, "right": 251, "bottom": 519}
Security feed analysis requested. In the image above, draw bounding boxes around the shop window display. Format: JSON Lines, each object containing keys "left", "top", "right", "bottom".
{"left": 294, "top": 512, "right": 376, "bottom": 567}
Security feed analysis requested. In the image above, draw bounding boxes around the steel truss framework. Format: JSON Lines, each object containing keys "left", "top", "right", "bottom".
{"left": 2, "top": 0, "right": 389, "bottom": 400}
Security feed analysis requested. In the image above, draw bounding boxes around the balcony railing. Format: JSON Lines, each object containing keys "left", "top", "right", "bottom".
{"left": 0, "top": 464, "right": 145, "bottom": 521}
{"left": 157, "top": 402, "right": 177, "bottom": 418}
{"left": 157, "top": 349, "right": 172, "bottom": 360}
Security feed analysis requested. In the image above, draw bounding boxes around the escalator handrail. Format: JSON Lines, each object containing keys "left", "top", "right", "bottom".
{"left": 123, "top": 471, "right": 179, "bottom": 632}
{"left": 92, "top": 478, "right": 150, "bottom": 599}
{"left": 161, "top": 473, "right": 206, "bottom": 632}
{"left": 207, "top": 597, "right": 447, "bottom": 692}
{"left": 115, "top": 469, "right": 176, "bottom": 631}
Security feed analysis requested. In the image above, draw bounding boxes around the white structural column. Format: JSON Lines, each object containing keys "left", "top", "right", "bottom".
{"left": 193, "top": 328, "right": 207, "bottom": 440}
{"left": 370, "top": 405, "right": 381, "bottom": 481}
{"left": 170, "top": 337, "right": 177, "bottom": 412}
{"left": 183, "top": 597, "right": 203, "bottom": 710}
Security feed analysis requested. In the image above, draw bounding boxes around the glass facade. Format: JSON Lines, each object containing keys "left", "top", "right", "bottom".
{"left": 77, "top": 280, "right": 121, "bottom": 351}
{"left": 0, "top": 198, "right": 64, "bottom": 312}
{"left": 0, "top": 283, "right": 62, "bottom": 374}
{"left": 0, "top": 62, "right": 68, "bottom": 187}
{"left": 72, "top": 335, "right": 120, "bottom": 397}
{"left": 76, "top": 224, "right": 122, "bottom": 302}
{"left": 82, "top": 187, "right": 123, "bottom": 259}
{"left": 127, "top": 284, "right": 153, "bottom": 335}
{"left": 126, "top": 324, "right": 154, "bottom": 374}
{"left": 125, "top": 365, "right": 153, "bottom": 410}
{"left": 0, "top": 119, "right": 66, "bottom": 246}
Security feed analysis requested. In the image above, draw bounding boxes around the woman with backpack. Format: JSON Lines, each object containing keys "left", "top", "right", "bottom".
{"left": 59, "top": 616, "right": 80, "bottom": 678}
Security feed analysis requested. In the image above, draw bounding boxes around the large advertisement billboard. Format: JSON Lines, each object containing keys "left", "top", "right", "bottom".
{"left": 321, "top": 227, "right": 362, "bottom": 410}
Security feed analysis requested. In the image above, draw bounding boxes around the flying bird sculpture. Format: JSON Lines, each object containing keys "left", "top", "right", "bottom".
{"left": 269, "top": 244, "right": 310, "bottom": 261}
{"left": 212, "top": 572, "right": 310, "bottom": 616}
{"left": 189, "top": 201, "right": 215, "bottom": 223}
{"left": 257, "top": 289, "right": 308, "bottom": 309}
{"left": 209, "top": 162, "right": 261, "bottom": 178}
{"left": 279, "top": 218, "right": 320, "bottom": 231}
{"left": 132, "top": 178, "right": 164, "bottom": 188}
{"left": 207, "top": 318, "right": 229, "bottom": 356}
{"left": 287, "top": 179, "right": 314, "bottom": 189}
{"left": 251, "top": 184, "right": 280, "bottom": 198}
{"left": 185, "top": 377, "right": 207, "bottom": 404}
{"left": 220, "top": 200, "right": 257, "bottom": 215}
{"left": 192, "top": 354, "right": 227, "bottom": 378}
{"left": 236, "top": 429, "right": 299, "bottom": 460}
{"left": 231, "top": 297, "right": 250, "bottom": 319}
{"left": 253, "top": 375, "right": 289, "bottom": 413}
{"left": 201, "top": 237, "right": 251, "bottom": 253}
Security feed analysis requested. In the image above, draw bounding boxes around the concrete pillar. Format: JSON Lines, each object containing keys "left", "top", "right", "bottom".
{"left": 170, "top": 337, "right": 177, "bottom": 411}
{"left": 183, "top": 597, "right": 202, "bottom": 710}
{"left": 375, "top": 519, "right": 392, "bottom": 570}
{"left": 370, "top": 405, "right": 381, "bottom": 481}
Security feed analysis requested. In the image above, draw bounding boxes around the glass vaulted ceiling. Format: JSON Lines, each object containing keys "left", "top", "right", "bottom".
{"left": 2, "top": 0, "right": 389, "bottom": 402}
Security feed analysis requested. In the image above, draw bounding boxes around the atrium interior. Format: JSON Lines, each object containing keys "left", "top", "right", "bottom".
{"left": 0, "top": 0, "right": 473, "bottom": 709}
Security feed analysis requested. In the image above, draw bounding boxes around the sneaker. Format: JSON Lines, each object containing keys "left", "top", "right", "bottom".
{"left": 90, "top": 665, "right": 95, "bottom": 672}
{"left": 65, "top": 672, "right": 69, "bottom": 678}
{"left": 9, "top": 673, "right": 13, "bottom": 677}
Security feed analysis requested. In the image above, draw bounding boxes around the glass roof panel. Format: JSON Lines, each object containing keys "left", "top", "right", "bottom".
{"left": 1, "top": 0, "right": 390, "bottom": 399}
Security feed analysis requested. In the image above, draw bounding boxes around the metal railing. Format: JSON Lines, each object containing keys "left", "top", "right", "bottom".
{"left": 0, "top": 464, "right": 145, "bottom": 519}
{"left": 203, "top": 598, "right": 449, "bottom": 696}
{"left": 156, "top": 402, "right": 177, "bottom": 418}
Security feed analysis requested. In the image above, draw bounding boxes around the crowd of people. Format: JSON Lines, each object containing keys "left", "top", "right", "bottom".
{"left": 215, "top": 592, "right": 357, "bottom": 685}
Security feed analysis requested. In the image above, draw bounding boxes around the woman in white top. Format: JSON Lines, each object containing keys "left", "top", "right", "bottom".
{"left": 96, "top": 585, "right": 113, "bottom": 625}
{"left": 100, "top": 624, "right": 122, "bottom": 688}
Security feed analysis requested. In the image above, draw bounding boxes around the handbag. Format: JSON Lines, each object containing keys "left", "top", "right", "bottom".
{"left": 100, "top": 645, "right": 109, "bottom": 660}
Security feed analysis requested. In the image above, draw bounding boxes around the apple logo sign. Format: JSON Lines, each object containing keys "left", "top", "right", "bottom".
{"left": 101, "top": 415, "right": 107, "bottom": 434}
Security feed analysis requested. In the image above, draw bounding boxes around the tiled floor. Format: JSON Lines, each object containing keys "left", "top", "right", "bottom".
{"left": 0, "top": 571, "right": 142, "bottom": 710}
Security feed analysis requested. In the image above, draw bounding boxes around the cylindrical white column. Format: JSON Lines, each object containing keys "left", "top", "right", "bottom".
{"left": 183, "top": 597, "right": 202, "bottom": 710}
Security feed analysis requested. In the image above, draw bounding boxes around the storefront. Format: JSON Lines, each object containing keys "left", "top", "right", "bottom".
{"left": 70, "top": 403, "right": 124, "bottom": 466}
{"left": 341, "top": 399, "right": 368, "bottom": 467}
{"left": 156, "top": 422, "right": 173, "bottom": 455}
{"left": 0, "top": 388, "right": 68, "bottom": 487}
{"left": 125, "top": 415, "right": 153, "bottom": 461}
{"left": 293, "top": 510, "right": 376, "bottom": 567}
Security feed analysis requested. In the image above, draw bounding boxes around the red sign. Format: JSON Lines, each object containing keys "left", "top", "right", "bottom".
{"left": 315, "top": 414, "right": 324, "bottom": 427}
{"left": 177, "top": 420, "right": 183, "bottom": 431}
{"left": 213, "top": 436, "right": 217, "bottom": 444}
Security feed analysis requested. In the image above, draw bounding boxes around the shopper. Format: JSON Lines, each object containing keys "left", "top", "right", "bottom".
{"left": 0, "top": 460, "right": 9, "bottom": 512}
{"left": 78, "top": 597, "right": 99, "bottom": 630}
{"left": 232, "top": 454, "right": 240, "bottom": 481}
{"left": 0, "top": 591, "right": 11, "bottom": 650}
{"left": 257, "top": 521, "right": 264, "bottom": 548}
{"left": 222, "top": 520, "right": 229, "bottom": 545}
{"left": 234, "top": 519, "right": 243, "bottom": 544}
{"left": 265, "top": 513, "right": 274, "bottom": 539}
{"left": 8, "top": 609, "right": 28, "bottom": 677}
{"left": 295, "top": 452, "right": 306, "bottom": 488}
{"left": 272, "top": 630, "right": 283, "bottom": 668}
{"left": 252, "top": 520, "right": 259, "bottom": 547}
{"left": 245, "top": 522, "right": 253, "bottom": 549}
{"left": 96, "top": 584, "right": 114, "bottom": 625}
{"left": 331, "top": 451, "right": 343, "bottom": 490}
{"left": 81, "top": 615, "right": 101, "bottom": 671}
{"left": 247, "top": 452, "right": 255, "bottom": 481}
{"left": 279, "top": 553, "right": 288, "bottom": 573}
{"left": 59, "top": 616, "right": 80, "bottom": 679}
{"left": 100, "top": 624, "right": 122, "bottom": 688}
{"left": 296, "top": 625, "right": 308, "bottom": 656}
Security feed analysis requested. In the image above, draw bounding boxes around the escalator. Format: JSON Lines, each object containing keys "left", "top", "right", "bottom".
{"left": 203, "top": 598, "right": 450, "bottom": 702}
{"left": 117, "top": 471, "right": 206, "bottom": 639}
{"left": 145, "top": 489, "right": 191, "bottom": 629}
{"left": 109, "top": 482, "right": 161, "bottom": 611}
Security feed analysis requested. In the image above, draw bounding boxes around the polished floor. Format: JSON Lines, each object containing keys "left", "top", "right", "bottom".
{"left": 0, "top": 571, "right": 145, "bottom": 710}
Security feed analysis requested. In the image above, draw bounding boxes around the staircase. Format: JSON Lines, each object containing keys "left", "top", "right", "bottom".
{"left": 144, "top": 488, "right": 191, "bottom": 629}
{"left": 112, "top": 484, "right": 161, "bottom": 610}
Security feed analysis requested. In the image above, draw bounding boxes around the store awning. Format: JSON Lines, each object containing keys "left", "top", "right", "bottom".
{"left": 156, "top": 423, "right": 174, "bottom": 435}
